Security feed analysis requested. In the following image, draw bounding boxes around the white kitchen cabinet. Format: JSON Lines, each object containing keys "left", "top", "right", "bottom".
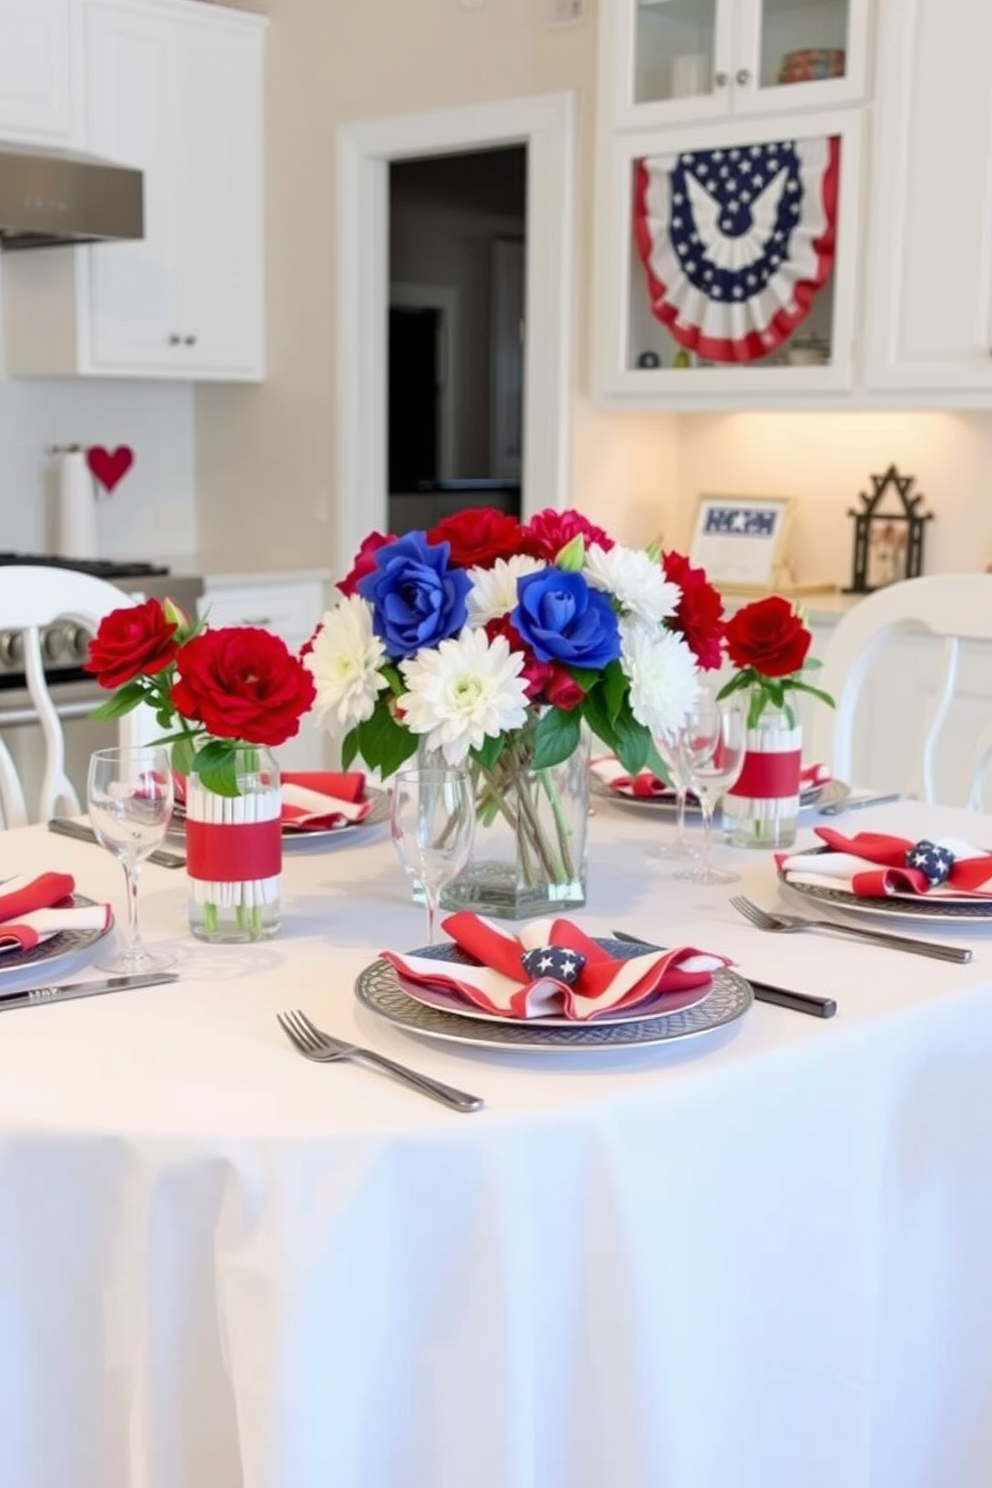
{"left": 864, "top": 0, "right": 992, "bottom": 396}
{"left": 198, "top": 577, "right": 329, "bottom": 775}
{"left": 0, "top": 0, "right": 77, "bottom": 144}
{"left": 606, "top": 0, "right": 871, "bottom": 131}
{"left": 591, "top": 108, "right": 864, "bottom": 405}
{"left": 1, "top": 0, "right": 266, "bottom": 382}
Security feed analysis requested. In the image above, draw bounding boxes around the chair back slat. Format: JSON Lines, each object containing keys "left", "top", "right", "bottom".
{"left": 809, "top": 575, "right": 992, "bottom": 807}
{"left": 0, "top": 567, "right": 156, "bottom": 827}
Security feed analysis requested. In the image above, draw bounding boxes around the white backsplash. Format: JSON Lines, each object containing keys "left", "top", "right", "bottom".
{"left": 0, "top": 374, "right": 197, "bottom": 560}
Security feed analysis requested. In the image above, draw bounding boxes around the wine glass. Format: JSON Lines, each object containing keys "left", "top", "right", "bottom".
{"left": 673, "top": 696, "right": 747, "bottom": 885}
{"left": 86, "top": 745, "right": 175, "bottom": 973}
{"left": 390, "top": 766, "right": 475, "bottom": 945}
{"left": 645, "top": 725, "right": 698, "bottom": 862}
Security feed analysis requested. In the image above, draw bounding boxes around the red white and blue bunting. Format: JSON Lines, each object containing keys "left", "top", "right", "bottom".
{"left": 633, "top": 136, "right": 840, "bottom": 364}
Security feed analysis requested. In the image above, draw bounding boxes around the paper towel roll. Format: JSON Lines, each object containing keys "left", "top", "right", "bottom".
{"left": 57, "top": 449, "right": 98, "bottom": 559}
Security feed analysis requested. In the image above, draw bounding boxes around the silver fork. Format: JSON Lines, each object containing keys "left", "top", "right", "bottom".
{"left": 729, "top": 895, "right": 973, "bottom": 964}
{"left": 276, "top": 1010, "right": 484, "bottom": 1112}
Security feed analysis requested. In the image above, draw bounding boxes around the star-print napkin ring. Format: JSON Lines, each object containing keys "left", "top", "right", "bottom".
{"left": 520, "top": 946, "right": 586, "bottom": 985}
{"left": 905, "top": 839, "right": 956, "bottom": 886}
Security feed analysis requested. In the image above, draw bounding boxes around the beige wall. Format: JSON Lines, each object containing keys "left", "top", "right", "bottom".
{"left": 195, "top": 0, "right": 681, "bottom": 575}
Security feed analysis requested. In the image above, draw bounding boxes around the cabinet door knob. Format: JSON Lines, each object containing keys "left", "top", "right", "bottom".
{"left": 735, "top": 68, "right": 752, "bottom": 85}
{"left": 184, "top": 335, "right": 197, "bottom": 346}
{"left": 714, "top": 70, "right": 728, "bottom": 87}
{"left": 167, "top": 333, "right": 181, "bottom": 345}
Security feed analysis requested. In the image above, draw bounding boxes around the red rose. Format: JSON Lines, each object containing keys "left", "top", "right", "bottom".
{"left": 724, "top": 595, "right": 811, "bottom": 678}
{"left": 170, "top": 628, "right": 316, "bottom": 747}
{"left": 544, "top": 666, "right": 585, "bottom": 711}
{"left": 427, "top": 508, "right": 525, "bottom": 568}
{"left": 662, "top": 550, "right": 725, "bottom": 671}
{"left": 521, "top": 508, "right": 615, "bottom": 562}
{"left": 83, "top": 597, "right": 180, "bottom": 689}
{"left": 338, "top": 532, "right": 395, "bottom": 597}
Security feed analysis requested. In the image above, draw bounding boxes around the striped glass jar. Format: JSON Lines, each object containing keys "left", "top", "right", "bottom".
{"left": 721, "top": 708, "right": 802, "bottom": 849}
{"left": 185, "top": 746, "right": 282, "bottom": 941}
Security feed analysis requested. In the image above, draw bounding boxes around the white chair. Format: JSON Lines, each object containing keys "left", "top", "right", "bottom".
{"left": 0, "top": 567, "right": 158, "bottom": 828}
{"left": 807, "top": 574, "right": 992, "bottom": 808}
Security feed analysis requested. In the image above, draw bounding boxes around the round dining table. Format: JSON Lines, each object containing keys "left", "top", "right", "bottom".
{"left": 1, "top": 795, "right": 991, "bottom": 1488}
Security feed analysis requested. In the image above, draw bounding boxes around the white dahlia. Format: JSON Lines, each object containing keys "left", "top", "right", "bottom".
{"left": 465, "top": 554, "right": 545, "bottom": 627}
{"left": 303, "top": 595, "right": 389, "bottom": 734}
{"left": 619, "top": 619, "right": 700, "bottom": 740}
{"left": 398, "top": 627, "right": 531, "bottom": 765}
{"left": 584, "top": 543, "right": 681, "bottom": 626}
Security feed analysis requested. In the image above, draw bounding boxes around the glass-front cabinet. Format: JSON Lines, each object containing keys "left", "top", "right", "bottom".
{"left": 592, "top": 110, "right": 864, "bottom": 402}
{"left": 611, "top": 0, "right": 870, "bottom": 128}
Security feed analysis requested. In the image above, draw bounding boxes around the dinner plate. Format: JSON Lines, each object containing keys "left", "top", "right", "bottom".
{"left": 392, "top": 939, "right": 712, "bottom": 1026}
{"left": 590, "top": 773, "right": 847, "bottom": 816}
{"left": 171, "top": 786, "right": 390, "bottom": 844}
{"left": 356, "top": 946, "right": 752, "bottom": 1052}
{"left": 780, "top": 847, "right": 992, "bottom": 923}
{"left": 0, "top": 894, "right": 113, "bottom": 980}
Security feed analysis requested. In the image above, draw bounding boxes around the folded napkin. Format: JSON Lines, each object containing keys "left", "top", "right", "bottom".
{"left": 591, "top": 753, "right": 831, "bottom": 801}
{"left": 175, "top": 770, "right": 371, "bottom": 831}
{"left": 381, "top": 913, "right": 727, "bottom": 1021}
{"left": 0, "top": 873, "right": 112, "bottom": 953}
{"left": 280, "top": 772, "right": 371, "bottom": 831}
{"left": 778, "top": 828, "right": 992, "bottom": 899}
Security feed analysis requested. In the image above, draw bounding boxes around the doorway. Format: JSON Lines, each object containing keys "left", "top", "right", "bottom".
{"left": 387, "top": 146, "right": 526, "bottom": 534}
{"left": 336, "top": 92, "right": 576, "bottom": 572}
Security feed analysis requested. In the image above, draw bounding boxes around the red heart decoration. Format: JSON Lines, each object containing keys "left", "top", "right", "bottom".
{"left": 86, "top": 445, "right": 134, "bottom": 494}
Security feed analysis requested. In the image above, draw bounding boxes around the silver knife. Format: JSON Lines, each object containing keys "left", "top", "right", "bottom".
{"left": 0, "top": 971, "right": 179, "bottom": 1012}
{"left": 611, "top": 929, "right": 837, "bottom": 1018}
{"left": 48, "top": 817, "right": 186, "bottom": 869}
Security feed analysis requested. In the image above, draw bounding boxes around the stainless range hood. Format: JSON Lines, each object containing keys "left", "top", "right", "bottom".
{"left": 0, "top": 142, "right": 143, "bottom": 250}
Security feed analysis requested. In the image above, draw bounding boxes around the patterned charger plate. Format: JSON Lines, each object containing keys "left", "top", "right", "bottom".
{"left": 355, "top": 937, "right": 753, "bottom": 1052}
{"left": 590, "top": 774, "right": 847, "bottom": 816}
{"left": 781, "top": 846, "right": 992, "bottom": 923}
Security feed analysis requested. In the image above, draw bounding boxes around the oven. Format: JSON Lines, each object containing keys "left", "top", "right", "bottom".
{"left": 0, "top": 555, "right": 204, "bottom": 822}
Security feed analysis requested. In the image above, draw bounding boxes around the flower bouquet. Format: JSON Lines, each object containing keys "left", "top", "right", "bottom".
{"left": 304, "top": 508, "right": 725, "bottom": 916}
{"left": 716, "top": 594, "right": 834, "bottom": 847}
{"left": 85, "top": 596, "right": 315, "bottom": 939}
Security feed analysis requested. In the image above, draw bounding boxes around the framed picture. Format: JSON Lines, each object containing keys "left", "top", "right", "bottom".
{"left": 688, "top": 494, "right": 796, "bottom": 592}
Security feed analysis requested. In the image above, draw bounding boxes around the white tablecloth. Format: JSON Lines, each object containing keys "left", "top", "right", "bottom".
{"left": 1, "top": 799, "right": 991, "bottom": 1488}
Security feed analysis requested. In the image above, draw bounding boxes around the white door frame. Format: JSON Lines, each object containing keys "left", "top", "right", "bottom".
{"left": 336, "top": 91, "right": 577, "bottom": 573}
{"left": 389, "top": 280, "right": 459, "bottom": 483}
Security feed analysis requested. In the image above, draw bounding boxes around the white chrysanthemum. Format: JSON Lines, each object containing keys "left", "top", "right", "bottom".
{"left": 584, "top": 543, "right": 681, "bottom": 626}
{"left": 303, "top": 595, "right": 389, "bottom": 735}
{"left": 465, "top": 555, "right": 546, "bottom": 626}
{"left": 398, "top": 628, "right": 531, "bottom": 765}
{"left": 619, "top": 618, "right": 700, "bottom": 740}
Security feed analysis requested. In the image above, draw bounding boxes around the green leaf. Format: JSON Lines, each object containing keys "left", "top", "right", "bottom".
{"left": 715, "top": 670, "right": 751, "bottom": 702}
{"left": 567, "top": 666, "right": 600, "bottom": 694}
{"left": 581, "top": 690, "right": 620, "bottom": 756}
{"left": 341, "top": 729, "right": 360, "bottom": 771}
{"left": 192, "top": 739, "right": 241, "bottom": 796}
{"left": 555, "top": 534, "right": 586, "bottom": 571}
{"left": 790, "top": 680, "right": 836, "bottom": 709}
{"left": 612, "top": 704, "right": 651, "bottom": 776}
{"left": 601, "top": 659, "right": 627, "bottom": 722}
{"left": 382, "top": 663, "right": 405, "bottom": 698}
{"left": 88, "top": 679, "right": 148, "bottom": 720}
{"left": 802, "top": 657, "right": 823, "bottom": 672}
{"left": 531, "top": 707, "right": 583, "bottom": 771}
{"left": 473, "top": 732, "right": 506, "bottom": 771}
{"left": 171, "top": 734, "right": 197, "bottom": 781}
{"left": 357, "top": 705, "right": 418, "bottom": 779}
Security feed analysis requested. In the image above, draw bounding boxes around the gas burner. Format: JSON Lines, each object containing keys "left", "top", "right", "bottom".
{"left": 0, "top": 552, "right": 171, "bottom": 579}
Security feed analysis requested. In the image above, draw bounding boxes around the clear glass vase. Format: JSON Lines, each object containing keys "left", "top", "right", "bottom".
{"left": 185, "top": 745, "right": 282, "bottom": 942}
{"left": 437, "top": 727, "right": 590, "bottom": 920}
{"left": 721, "top": 707, "right": 802, "bottom": 849}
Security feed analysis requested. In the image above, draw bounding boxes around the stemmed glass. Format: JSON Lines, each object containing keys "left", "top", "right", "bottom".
{"left": 673, "top": 696, "right": 747, "bottom": 885}
{"left": 390, "top": 766, "right": 476, "bottom": 945}
{"left": 86, "top": 745, "right": 175, "bottom": 973}
{"left": 645, "top": 726, "right": 698, "bottom": 861}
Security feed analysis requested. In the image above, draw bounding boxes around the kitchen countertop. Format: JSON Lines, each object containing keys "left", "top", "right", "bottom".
{"left": 159, "top": 555, "right": 334, "bottom": 587}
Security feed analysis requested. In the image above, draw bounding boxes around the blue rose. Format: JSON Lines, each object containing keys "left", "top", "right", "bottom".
{"left": 357, "top": 531, "right": 470, "bottom": 658}
{"left": 512, "top": 569, "right": 620, "bottom": 670}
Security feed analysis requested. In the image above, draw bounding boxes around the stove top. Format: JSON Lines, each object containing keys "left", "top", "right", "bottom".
{"left": 0, "top": 552, "right": 170, "bottom": 579}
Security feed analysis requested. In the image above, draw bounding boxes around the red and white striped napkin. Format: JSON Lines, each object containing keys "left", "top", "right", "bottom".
{"left": 280, "top": 772, "right": 372, "bottom": 831}
{"left": 778, "top": 828, "right": 992, "bottom": 898}
{"left": 591, "top": 753, "right": 831, "bottom": 802}
{"left": 381, "top": 912, "right": 727, "bottom": 1021}
{"left": 0, "top": 873, "right": 111, "bottom": 953}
